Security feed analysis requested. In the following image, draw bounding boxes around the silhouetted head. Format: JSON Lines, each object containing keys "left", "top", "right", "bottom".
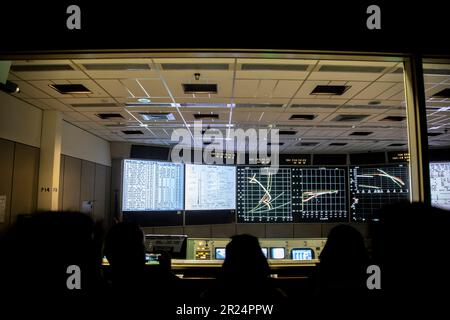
{"left": 153, "top": 249, "right": 172, "bottom": 273}
{"left": 1, "top": 211, "right": 97, "bottom": 296}
{"left": 370, "top": 202, "right": 450, "bottom": 296}
{"left": 320, "top": 224, "right": 369, "bottom": 266}
{"left": 222, "top": 234, "right": 270, "bottom": 280}
{"left": 318, "top": 224, "right": 369, "bottom": 291}
{"left": 103, "top": 222, "right": 145, "bottom": 272}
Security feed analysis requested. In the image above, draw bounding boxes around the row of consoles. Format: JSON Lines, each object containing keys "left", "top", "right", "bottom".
{"left": 102, "top": 235, "right": 327, "bottom": 279}
{"left": 142, "top": 235, "right": 326, "bottom": 263}
{"left": 187, "top": 238, "right": 326, "bottom": 262}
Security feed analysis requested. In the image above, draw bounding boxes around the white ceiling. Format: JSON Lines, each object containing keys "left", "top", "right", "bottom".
{"left": 6, "top": 58, "right": 450, "bottom": 153}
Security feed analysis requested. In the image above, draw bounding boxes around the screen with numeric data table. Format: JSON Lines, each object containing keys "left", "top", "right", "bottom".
{"left": 122, "top": 159, "right": 184, "bottom": 211}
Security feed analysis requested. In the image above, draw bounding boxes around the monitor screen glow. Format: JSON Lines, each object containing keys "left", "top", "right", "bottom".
{"left": 270, "top": 247, "right": 285, "bottom": 259}
{"left": 215, "top": 248, "right": 226, "bottom": 260}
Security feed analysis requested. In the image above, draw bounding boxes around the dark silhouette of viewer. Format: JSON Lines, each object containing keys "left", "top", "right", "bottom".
{"left": 103, "top": 222, "right": 146, "bottom": 292}
{"left": 316, "top": 224, "right": 370, "bottom": 298}
{"left": 370, "top": 202, "right": 450, "bottom": 309}
{"left": 0, "top": 211, "right": 101, "bottom": 304}
{"left": 202, "top": 234, "right": 286, "bottom": 303}
{"left": 153, "top": 249, "right": 180, "bottom": 282}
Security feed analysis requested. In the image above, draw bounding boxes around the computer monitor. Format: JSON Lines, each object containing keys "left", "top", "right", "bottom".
{"left": 122, "top": 159, "right": 184, "bottom": 211}
{"left": 145, "top": 253, "right": 161, "bottom": 265}
{"left": 145, "top": 234, "right": 187, "bottom": 259}
{"left": 185, "top": 164, "right": 236, "bottom": 211}
{"left": 261, "top": 247, "right": 268, "bottom": 258}
{"left": 270, "top": 247, "right": 285, "bottom": 259}
{"left": 215, "top": 247, "right": 226, "bottom": 260}
{"left": 291, "top": 248, "right": 314, "bottom": 261}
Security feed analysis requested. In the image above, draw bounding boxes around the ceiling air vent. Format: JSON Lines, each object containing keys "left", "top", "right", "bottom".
{"left": 342, "top": 104, "right": 390, "bottom": 109}
{"left": 289, "top": 114, "right": 316, "bottom": 120}
{"left": 139, "top": 113, "right": 175, "bottom": 121}
{"left": 193, "top": 113, "right": 219, "bottom": 120}
{"left": 96, "top": 113, "right": 124, "bottom": 120}
{"left": 241, "top": 64, "right": 308, "bottom": 71}
{"left": 310, "top": 85, "right": 350, "bottom": 96}
{"left": 318, "top": 65, "right": 386, "bottom": 73}
{"left": 333, "top": 114, "right": 369, "bottom": 122}
{"left": 297, "top": 142, "right": 319, "bottom": 146}
{"left": 82, "top": 63, "right": 150, "bottom": 70}
{"left": 122, "top": 130, "right": 144, "bottom": 135}
{"left": 350, "top": 131, "right": 373, "bottom": 136}
{"left": 423, "top": 69, "right": 450, "bottom": 75}
{"left": 278, "top": 130, "right": 297, "bottom": 135}
{"left": 10, "top": 64, "right": 75, "bottom": 72}
{"left": 329, "top": 142, "right": 347, "bottom": 146}
{"left": 49, "top": 84, "right": 91, "bottom": 94}
{"left": 428, "top": 132, "right": 443, "bottom": 137}
{"left": 162, "top": 63, "right": 229, "bottom": 70}
{"left": 432, "top": 88, "right": 450, "bottom": 99}
{"left": 381, "top": 116, "right": 407, "bottom": 122}
{"left": 392, "top": 68, "right": 404, "bottom": 74}
{"left": 182, "top": 83, "right": 217, "bottom": 94}
{"left": 388, "top": 143, "right": 406, "bottom": 147}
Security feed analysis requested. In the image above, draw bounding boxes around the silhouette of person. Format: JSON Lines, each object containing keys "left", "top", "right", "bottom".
{"left": 370, "top": 202, "right": 450, "bottom": 312}
{"left": 202, "top": 234, "right": 287, "bottom": 304}
{"left": 153, "top": 249, "right": 180, "bottom": 282}
{"left": 103, "top": 222, "right": 146, "bottom": 292}
{"left": 316, "top": 224, "right": 370, "bottom": 298}
{"left": 0, "top": 211, "right": 101, "bottom": 313}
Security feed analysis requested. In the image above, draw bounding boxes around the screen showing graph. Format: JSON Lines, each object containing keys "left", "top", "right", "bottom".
{"left": 349, "top": 164, "right": 410, "bottom": 221}
{"left": 292, "top": 167, "right": 347, "bottom": 222}
{"left": 237, "top": 167, "right": 293, "bottom": 222}
{"left": 237, "top": 166, "right": 347, "bottom": 222}
{"left": 430, "top": 162, "right": 450, "bottom": 210}
{"left": 185, "top": 164, "right": 236, "bottom": 210}
{"left": 122, "top": 159, "right": 184, "bottom": 211}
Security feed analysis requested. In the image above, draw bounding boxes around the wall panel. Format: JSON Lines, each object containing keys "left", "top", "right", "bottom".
{"left": 93, "top": 164, "right": 106, "bottom": 222}
{"left": 58, "top": 155, "right": 65, "bottom": 210}
{"left": 0, "top": 139, "right": 15, "bottom": 231}
{"left": 62, "top": 156, "right": 81, "bottom": 211}
{"left": 10, "top": 143, "right": 39, "bottom": 222}
{"left": 80, "top": 160, "right": 95, "bottom": 214}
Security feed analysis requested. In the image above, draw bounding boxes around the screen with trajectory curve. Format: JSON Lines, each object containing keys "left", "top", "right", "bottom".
{"left": 236, "top": 166, "right": 348, "bottom": 223}
{"left": 349, "top": 164, "right": 410, "bottom": 221}
{"left": 122, "top": 159, "right": 184, "bottom": 211}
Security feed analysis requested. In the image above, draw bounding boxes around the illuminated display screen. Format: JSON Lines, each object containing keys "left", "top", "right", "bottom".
{"left": 122, "top": 159, "right": 184, "bottom": 211}
{"left": 185, "top": 164, "right": 236, "bottom": 211}
{"left": 237, "top": 166, "right": 347, "bottom": 223}
{"left": 349, "top": 164, "right": 410, "bottom": 221}
{"left": 215, "top": 248, "right": 226, "bottom": 260}
{"left": 270, "top": 247, "right": 285, "bottom": 259}
{"left": 430, "top": 162, "right": 450, "bottom": 210}
{"left": 291, "top": 248, "right": 313, "bottom": 260}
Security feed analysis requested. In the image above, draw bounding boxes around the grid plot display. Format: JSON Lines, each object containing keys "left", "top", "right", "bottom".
{"left": 349, "top": 165, "right": 410, "bottom": 221}
{"left": 237, "top": 167, "right": 292, "bottom": 222}
{"left": 292, "top": 167, "right": 348, "bottom": 222}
